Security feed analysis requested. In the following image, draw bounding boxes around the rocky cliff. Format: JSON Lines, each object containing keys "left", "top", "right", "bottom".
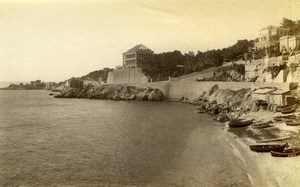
{"left": 54, "top": 84, "right": 164, "bottom": 101}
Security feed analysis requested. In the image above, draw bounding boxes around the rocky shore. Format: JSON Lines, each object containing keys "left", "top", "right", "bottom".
{"left": 175, "top": 84, "right": 255, "bottom": 122}
{"left": 177, "top": 84, "right": 300, "bottom": 186}
{"left": 54, "top": 84, "right": 164, "bottom": 101}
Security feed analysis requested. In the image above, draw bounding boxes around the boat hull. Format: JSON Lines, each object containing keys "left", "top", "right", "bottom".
{"left": 285, "top": 121, "right": 300, "bottom": 126}
{"left": 252, "top": 122, "right": 272, "bottom": 129}
{"left": 273, "top": 115, "right": 296, "bottom": 122}
{"left": 271, "top": 149, "right": 300, "bottom": 157}
{"left": 228, "top": 119, "right": 253, "bottom": 128}
{"left": 249, "top": 143, "right": 287, "bottom": 152}
{"left": 281, "top": 109, "right": 295, "bottom": 114}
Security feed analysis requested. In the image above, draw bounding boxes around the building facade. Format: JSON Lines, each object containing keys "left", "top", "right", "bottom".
{"left": 255, "top": 26, "right": 289, "bottom": 50}
{"left": 67, "top": 78, "right": 83, "bottom": 89}
{"left": 122, "top": 44, "right": 154, "bottom": 69}
{"left": 288, "top": 36, "right": 300, "bottom": 51}
{"left": 279, "top": 35, "right": 300, "bottom": 52}
{"left": 107, "top": 44, "right": 153, "bottom": 84}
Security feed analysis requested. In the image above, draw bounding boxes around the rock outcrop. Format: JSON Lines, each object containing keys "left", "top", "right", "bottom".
{"left": 54, "top": 85, "right": 164, "bottom": 101}
{"left": 181, "top": 84, "right": 255, "bottom": 122}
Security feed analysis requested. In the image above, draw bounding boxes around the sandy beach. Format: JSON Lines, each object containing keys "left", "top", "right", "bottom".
{"left": 228, "top": 110, "right": 300, "bottom": 187}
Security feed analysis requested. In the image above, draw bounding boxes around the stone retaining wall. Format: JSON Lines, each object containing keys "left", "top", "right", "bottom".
{"left": 122, "top": 80, "right": 293, "bottom": 100}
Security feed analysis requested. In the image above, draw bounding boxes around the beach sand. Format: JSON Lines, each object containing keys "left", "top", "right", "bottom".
{"left": 227, "top": 110, "right": 300, "bottom": 187}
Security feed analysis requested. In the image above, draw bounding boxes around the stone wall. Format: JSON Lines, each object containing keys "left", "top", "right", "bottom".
{"left": 107, "top": 68, "right": 148, "bottom": 84}
{"left": 124, "top": 80, "right": 292, "bottom": 100}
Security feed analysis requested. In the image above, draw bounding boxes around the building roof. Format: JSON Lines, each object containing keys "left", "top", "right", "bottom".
{"left": 270, "top": 89, "right": 290, "bottom": 95}
{"left": 125, "top": 44, "right": 153, "bottom": 53}
{"left": 252, "top": 88, "right": 276, "bottom": 94}
{"left": 260, "top": 25, "right": 276, "bottom": 31}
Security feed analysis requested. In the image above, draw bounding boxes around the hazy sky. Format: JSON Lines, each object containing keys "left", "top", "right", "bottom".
{"left": 1, "top": 0, "right": 300, "bottom": 82}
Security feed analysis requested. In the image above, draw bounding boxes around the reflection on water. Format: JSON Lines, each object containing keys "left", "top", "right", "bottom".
{"left": 0, "top": 90, "right": 254, "bottom": 186}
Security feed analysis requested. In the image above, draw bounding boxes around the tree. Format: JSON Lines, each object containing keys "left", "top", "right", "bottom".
{"left": 281, "top": 18, "right": 294, "bottom": 28}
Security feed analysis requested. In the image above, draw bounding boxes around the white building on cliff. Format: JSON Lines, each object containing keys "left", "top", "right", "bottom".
{"left": 107, "top": 44, "right": 152, "bottom": 84}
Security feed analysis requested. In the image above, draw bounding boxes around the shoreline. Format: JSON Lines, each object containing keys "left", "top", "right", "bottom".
{"left": 225, "top": 118, "right": 300, "bottom": 187}
{"left": 174, "top": 85, "right": 300, "bottom": 187}
{"left": 54, "top": 84, "right": 164, "bottom": 101}
{"left": 12, "top": 84, "right": 300, "bottom": 186}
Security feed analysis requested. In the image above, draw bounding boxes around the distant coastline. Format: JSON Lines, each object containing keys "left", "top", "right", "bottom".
{"left": 0, "top": 81, "right": 30, "bottom": 89}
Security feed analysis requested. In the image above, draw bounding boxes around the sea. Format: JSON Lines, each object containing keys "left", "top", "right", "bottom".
{"left": 0, "top": 90, "right": 260, "bottom": 186}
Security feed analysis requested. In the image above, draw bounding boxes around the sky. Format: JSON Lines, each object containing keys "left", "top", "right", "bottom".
{"left": 0, "top": 0, "right": 300, "bottom": 82}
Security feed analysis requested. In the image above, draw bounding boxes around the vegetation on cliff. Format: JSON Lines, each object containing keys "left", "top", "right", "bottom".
{"left": 141, "top": 17, "right": 300, "bottom": 81}
{"left": 142, "top": 40, "right": 253, "bottom": 81}
{"left": 55, "top": 85, "right": 164, "bottom": 101}
{"left": 80, "top": 68, "right": 113, "bottom": 82}
{"left": 210, "top": 64, "right": 246, "bottom": 82}
{"left": 265, "top": 63, "right": 287, "bottom": 79}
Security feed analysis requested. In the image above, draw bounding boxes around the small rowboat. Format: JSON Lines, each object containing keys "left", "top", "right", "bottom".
{"left": 281, "top": 108, "right": 296, "bottom": 114}
{"left": 228, "top": 119, "right": 253, "bottom": 128}
{"left": 273, "top": 115, "right": 296, "bottom": 122}
{"left": 252, "top": 122, "right": 272, "bottom": 129}
{"left": 276, "top": 105, "right": 296, "bottom": 112}
{"left": 249, "top": 143, "right": 287, "bottom": 152}
{"left": 285, "top": 120, "right": 300, "bottom": 126}
{"left": 271, "top": 148, "right": 300, "bottom": 157}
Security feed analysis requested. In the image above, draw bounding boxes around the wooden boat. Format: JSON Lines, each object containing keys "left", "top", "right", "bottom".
{"left": 252, "top": 122, "right": 272, "bottom": 129}
{"left": 271, "top": 148, "right": 300, "bottom": 157}
{"left": 281, "top": 108, "right": 296, "bottom": 114}
{"left": 49, "top": 93, "right": 54, "bottom": 96}
{"left": 273, "top": 117, "right": 293, "bottom": 122}
{"left": 257, "top": 136, "right": 291, "bottom": 143}
{"left": 228, "top": 119, "right": 253, "bottom": 128}
{"left": 273, "top": 115, "right": 296, "bottom": 122}
{"left": 275, "top": 105, "right": 296, "bottom": 112}
{"left": 285, "top": 120, "right": 300, "bottom": 126}
{"left": 249, "top": 143, "right": 287, "bottom": 152}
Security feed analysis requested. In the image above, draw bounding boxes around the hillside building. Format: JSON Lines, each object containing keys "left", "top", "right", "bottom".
{"left": 122, "top": 44, "right": 154, "bottom": 69}
{"left": 280, "top": 35, "right": 300, "bottom": 52}
{"left": 66, "top": 78, "right": 83, "bottom": 89}
{"left": 254, "top": 26, "right": 289, "bottom": 50}
{"left": 107, "top": 44, "right": 153, "bottom": 84}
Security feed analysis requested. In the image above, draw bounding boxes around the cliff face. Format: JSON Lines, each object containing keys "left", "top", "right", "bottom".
{"left": 211, "top": 64, "right": 246, "bottom": 82}
{"left": 54, "top": 84, "right": 164, "bottom": 101}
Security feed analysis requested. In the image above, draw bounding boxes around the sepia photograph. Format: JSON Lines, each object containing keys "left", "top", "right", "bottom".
{"left": 1, "top": 0, "right": 300, "bottom": 186}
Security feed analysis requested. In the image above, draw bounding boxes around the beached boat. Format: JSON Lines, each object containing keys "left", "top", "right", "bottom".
{"left": 228, "top": 119, "right": 253, "bottom": 128}
{"left": 273, "top": 115, "right": 296, "bottom": 122}
{"left": 251, "top": 122, "right": 272, "bottom": 129}
{"left": 271, "top": 148, "right": 300, "bottom": 157}
{"left": 249, "top": 143, "right": 287, "bottom": 152}
{"left": 285, "top": 120, "right": 300, "bottom": 126}
{"left": 275, "top": 105, "right": 296, "bottom": 112}
{"left": 281, "top": 108, "right": 296, "bottom": 114}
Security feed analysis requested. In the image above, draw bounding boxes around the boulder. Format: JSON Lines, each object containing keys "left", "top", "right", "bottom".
{"left": 147, "top": 89, "right": 164, "bottom": 101}
{"left": 215, "top": 112, "right": 230, "bottom": 122}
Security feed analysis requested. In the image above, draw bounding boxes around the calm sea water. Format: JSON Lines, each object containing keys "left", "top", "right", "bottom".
{"left": 0, "top": 90, "right": 260, "bottom": 186}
